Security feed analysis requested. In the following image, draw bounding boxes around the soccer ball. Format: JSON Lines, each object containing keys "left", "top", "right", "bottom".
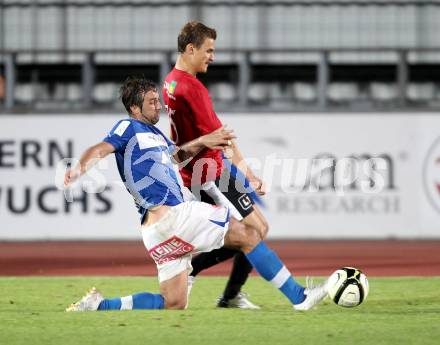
{"left": 327, "top": 267, "right": 369, "bottom": 307}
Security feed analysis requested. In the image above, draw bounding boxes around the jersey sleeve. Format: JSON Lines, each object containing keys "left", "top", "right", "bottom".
{"left": 184, "top": 82, "right": 222, "bottom": 135}
{"left": 103, "top": 120, "right": 132, "bottom": 152}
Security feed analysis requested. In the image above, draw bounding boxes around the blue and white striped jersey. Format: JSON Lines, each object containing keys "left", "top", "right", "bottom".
{"left": 104, "top": 118, "right": 183, "bottom": 222}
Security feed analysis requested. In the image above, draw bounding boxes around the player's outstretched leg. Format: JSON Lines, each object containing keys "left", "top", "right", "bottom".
{"left": 66, "top": 288, "right": 164, "bottom": 312}
{"left": 224, "top": 218, "right": 329, "bottom": 311}
{"left": 66, "top": 270, "right": 188, "bottom": 312}
{"left": 245, "top": 241, "right": 329, "bottom": 311}
{"left": 97, "top": 291, "right": 165, "bottom": 311}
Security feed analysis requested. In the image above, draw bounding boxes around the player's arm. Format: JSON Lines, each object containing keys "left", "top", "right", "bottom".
{"left": 227, "top": 140, "right": 266, "bottom": 196}
{"left": 173, "top": 126, "right": 236, "bottom": 164}
{"left": 64, "top": 142, "right": 115, "bottom": 187}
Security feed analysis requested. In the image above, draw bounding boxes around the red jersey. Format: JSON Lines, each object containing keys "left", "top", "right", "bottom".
{"left": 163, "top": 68, "right": 223, "bottom": 187}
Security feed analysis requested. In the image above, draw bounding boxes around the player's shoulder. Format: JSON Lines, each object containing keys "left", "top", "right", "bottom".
{"left": 109, "top": 118, "right": 132, "bottom": 135}
{"left": 109, "top": 118, "right": 154, "bottom": 138}
{"left": 166, "top": 69, "right": 205, "bottom": 94}
{"left": 104, "top": 118, "right": 135, "bottom": 149}
{"left": 185, "top": 74, "right": 205, "bottom": 89}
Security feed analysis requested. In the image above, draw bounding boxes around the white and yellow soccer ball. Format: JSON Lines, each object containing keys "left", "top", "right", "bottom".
{"left": 327, "top": 267, "right": 369, "bottom": 307}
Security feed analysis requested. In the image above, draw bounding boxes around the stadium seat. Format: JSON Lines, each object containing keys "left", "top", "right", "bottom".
{"left": 53, "top": 83, "right": 67, "bottom": 101}
{"left": 209, "top": 83, "right": 236, "bottom": 103}
{"left": 327, "top": 83, "right": 360, "bottom": 103}
{"left": 15, "top": 83, "right": 49, "bottom": 103}
{"left": 406, "top": 83, "right": 435, "bottom": 102}
{"left": 291, "top": 82, "right": 317, "bottom": 103}
{"left": 66, "top": 84, "right": 83, "bottom": 102}
{"left": 14, "top": 84, "right": 35, "bottom": 104}
{"left": 368, "top": 82, "right": 398, "bottom": 103}
{"left": 53, "top": 83, "right": 82, "bottom": 102}
{"left": 93, "top": 83, "right": 118, "bottom": 103}
{"left": 267, "top": 83, "right": 291, "bottom": 108}
{"left": 268, "top": 83, "right": 286, "bottom": 101}
{"left": 248, "top": 83, "right": 271, "bottom": 104}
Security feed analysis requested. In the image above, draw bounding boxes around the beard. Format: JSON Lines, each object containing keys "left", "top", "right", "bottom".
{"left": 149, "top": 114, "right": 160, "bottom": 125}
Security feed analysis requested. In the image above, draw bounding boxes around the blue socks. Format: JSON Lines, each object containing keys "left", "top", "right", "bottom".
{"left": 98, "top": 292, "right": 164, "bottom": 311}
{"left": 98, "top": 297, "right": 121, "bottom": 310}
{"left": 133, "top": 293, "right": 164, "bottom": 309}
{"left": 246, "top": 241, "right": 306, "bottom": 304}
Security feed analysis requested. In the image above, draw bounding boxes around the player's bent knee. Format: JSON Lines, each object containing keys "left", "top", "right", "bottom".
{"left": 235, "top": 225, "right": 261, "bottom": 253}
{"left": 164, "top": 298, "right": 187, "bottom": 310}
{"left": 160, "top": 272, "right": 188, "bottom": 310}
{"left": 225, "top": 219, "right": 249, "bottom": 249}
{"left": 244, "top": 226, "right": 261, "bottom": 248}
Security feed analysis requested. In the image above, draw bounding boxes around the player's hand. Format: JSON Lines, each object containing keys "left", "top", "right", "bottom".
{"left": 201, "top": 126, "right": 236, "bottom": 150}
{"left": 249, "top": 175, "right": 266, "bottom": 196}
{"left": 64, "top": 167, "right": 81, "bottom": 188}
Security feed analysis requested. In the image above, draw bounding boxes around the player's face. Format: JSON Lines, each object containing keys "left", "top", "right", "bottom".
{"left": 193, "top": 38, "right": 215, "bottom": 73}
{"left": 140, "top": 90, "right": 162, "bottom": 125}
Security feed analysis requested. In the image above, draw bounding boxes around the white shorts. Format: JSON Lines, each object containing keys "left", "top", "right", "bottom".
{"left": 141, "top": 201, "right": 230, "bottom": 283}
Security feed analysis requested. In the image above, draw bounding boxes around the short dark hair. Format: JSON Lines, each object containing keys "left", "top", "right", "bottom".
{"left": 177, "top": 21, "right": 217, "bottom": 53}
{"left": 120, "top": 76, "right": 157, "bottom": 115}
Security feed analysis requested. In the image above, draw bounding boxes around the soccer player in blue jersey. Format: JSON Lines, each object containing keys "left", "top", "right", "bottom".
{"left": 65, "top": 76, "right": 330, "bottom": 312}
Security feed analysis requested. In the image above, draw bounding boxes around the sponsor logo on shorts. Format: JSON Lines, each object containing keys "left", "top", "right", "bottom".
{"left": 238, "top": 195, "right": 252, "bottom": 210}
{"left": 148, "top": 236, "right": 194, "bottom": 265}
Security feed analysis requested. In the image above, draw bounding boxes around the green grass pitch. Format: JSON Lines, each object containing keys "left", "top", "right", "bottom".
{"left": 1, "top": 276, "right": 439, "bottom": 345}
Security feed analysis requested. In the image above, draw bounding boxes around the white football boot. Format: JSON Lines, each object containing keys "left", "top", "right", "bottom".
{"left": 66, "top": 287, "right": 104, "bottom": 312}
{"left": 217, "top": 292, "right": 261, "bottom": 310}
{"left": 293, "top": 276, "right": 329, "bottom": 311}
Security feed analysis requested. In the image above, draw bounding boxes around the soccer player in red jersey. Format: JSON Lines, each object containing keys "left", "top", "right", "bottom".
{"left": 163, "top": 21, "right": 269, "bottom": 309}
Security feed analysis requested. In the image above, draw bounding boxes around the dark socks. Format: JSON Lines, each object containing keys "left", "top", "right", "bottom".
{"left": 222, "top": 252, "right": 253, "bottom": 300}
{"left": 190, "top": 247, "right": 253, "bottom": 300}
{"left": 190, "top": 247, "right": 238, "bottom": 276}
